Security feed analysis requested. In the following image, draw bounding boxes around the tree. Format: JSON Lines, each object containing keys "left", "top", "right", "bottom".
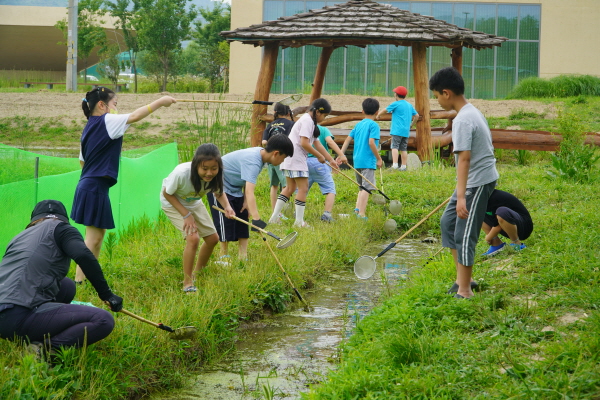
{"left": 55, "top": 0, "right": 107, "bottom": 84}
{"left": 193, "top": 1, "right": 230, "bottom": 92}
{"left": 138, "top": 49, "right": 184, "bottom": 89}
{"left": 132, "top": 0, "right": 197, "bottom": 91}
{"left": 96, "top": 42, "right": 122, "bottom": 85}
{"left": 103, "top": 0, "right": 142, "bottom": 92}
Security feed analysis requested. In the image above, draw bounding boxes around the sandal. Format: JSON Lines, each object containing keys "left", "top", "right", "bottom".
{"left": 447, "top": 281, "right": 479, "bottom": 294}
{"left": 183, "top": 285, "right": 197, "bottom": 293}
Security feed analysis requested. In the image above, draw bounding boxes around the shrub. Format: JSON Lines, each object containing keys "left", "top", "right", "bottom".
{"left": 547, "top": 110, "right": 599, "bottom": 183}
{"left": 509, "top": 75, "right": 600, "bottom": 99}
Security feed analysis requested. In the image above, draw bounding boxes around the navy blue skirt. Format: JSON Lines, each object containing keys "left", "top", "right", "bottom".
{"left": 71, "top": 177, "right": 115, "bottom": 229}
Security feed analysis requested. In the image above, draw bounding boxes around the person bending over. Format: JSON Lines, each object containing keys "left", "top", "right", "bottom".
{"left": 0, "top": 200, "right": 123, "bottom": 358}
{"left": 481, "top": 189, "right": 533, "bottom": 256}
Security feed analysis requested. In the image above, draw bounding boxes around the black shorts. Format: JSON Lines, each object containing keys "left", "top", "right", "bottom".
{"left": 207, "top": 192, "right": 249, "bottom": 242}
{"left": 484, "top": 206, "right": 533, "bottom": 241}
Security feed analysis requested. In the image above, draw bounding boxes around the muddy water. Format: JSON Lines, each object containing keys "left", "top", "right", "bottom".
{"left": 154, "top": 239, "right": 438, "bottom": 400}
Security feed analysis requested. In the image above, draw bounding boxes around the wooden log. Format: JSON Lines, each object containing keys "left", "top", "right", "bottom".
{"left": 310, "top": 46, "right": 334, "bottom": 104}
{"left": 451, "top": 47, "right": 463, "bottom": 75}
{"left": 263, "top": 108, "right": 456, "bottom": 123}
{"left": 329, "top": 128, "right": 452, "bottom": 151}
{"left": 412, "top": 43, "right": 432, "bottom": 161}
{"left": 250, "top": 43, "right": 279, "bottom": 146}
{"left": 328, "top": 128, "right": 600, "bottom": 153}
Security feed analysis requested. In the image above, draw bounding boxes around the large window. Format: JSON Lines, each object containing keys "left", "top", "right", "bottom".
{"left": 265, "top": 1, "right": 540, "bottom": 99}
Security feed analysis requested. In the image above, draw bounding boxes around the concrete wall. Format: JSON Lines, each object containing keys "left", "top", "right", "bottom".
{"left": 0, "top": 5, "right": 123, "bottom": 73}
{"left": 229, "top": 0, "right": 264, "bottom": 95}
{"left": 228, "top": 0, "right": 600, "bottom": 94}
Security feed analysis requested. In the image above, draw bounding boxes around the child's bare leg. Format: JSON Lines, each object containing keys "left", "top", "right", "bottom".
{"left": 183, "top": 232, "right": 200, "bottom": 288}
{"left": 219, "top": 241, "right": 229, "bottom": 257}
{"left": 391, "top": 149, "right": 399, "bottom": 166}
{"left": 238, "top": 238, "right": 248, "bottom": 260}
{"left": 452, "top": 248, "right": 474, "bottom": 298}
{"left": 481, "top": 222, "right": 504, "bottom": 246}
{"left": 400, "top": 150, "right": 408, "bottom": 167}
{"left": 194, "top": 233, "right": 219, "bottom": 276}
{"left": 324, "top": 193, "right": 335, "bottom": 213}
{"left": 497, "top": 216, "right": 520, "bottom": 244}
{"left": 270, "top": 185, "right": 278, "bottom": 210}
{"left": 356, "top": 190, "right": 370, "bottom": 217}
{"left": 76, "top": 226, "right": 106, "bottom": 282}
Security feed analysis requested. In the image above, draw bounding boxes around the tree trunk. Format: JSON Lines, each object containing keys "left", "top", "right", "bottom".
{"left": 412, "top": 43, "right": 432, "bottom": 162}
{"left": 162, "top": 60, "right": 168, "bottom": 92}
{"left": 132, "top": 58, "right": 138, "bottom": 94}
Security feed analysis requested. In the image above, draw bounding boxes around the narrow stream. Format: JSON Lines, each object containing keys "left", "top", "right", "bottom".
{"left": 154, "top": 239, "right": 438, "bottom": 400}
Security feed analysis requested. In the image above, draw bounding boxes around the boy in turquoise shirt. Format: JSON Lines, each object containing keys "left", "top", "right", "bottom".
{"left": 307, "top": 125, "right": 347, "bottom": 222}
{"left": 340, "top": 98, "right": 383, "bottom": 219}
{"left": 376, "top": 86, "right": 419, "bottom": 171}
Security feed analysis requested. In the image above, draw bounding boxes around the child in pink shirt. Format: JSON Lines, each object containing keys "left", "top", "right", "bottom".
{"left": 268, "top": 98, "right": 336, "bottom": 227}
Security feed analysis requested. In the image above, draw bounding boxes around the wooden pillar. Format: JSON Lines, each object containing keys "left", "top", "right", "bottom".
{"left": 451, "top": 47, "right": 463, "bottom": 75}
{"left": 412, "top": 43, "right": 432, "bottom": 162}
{"left": 309, "top": 46, "right": 334, "bottom": 104}
{"left": 251, "top": 42, "right": 279, "bottom": 146}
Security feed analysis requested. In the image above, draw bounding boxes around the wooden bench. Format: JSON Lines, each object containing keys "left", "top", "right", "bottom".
{"left": 20, "top": 82, "right": 128, "bottom": 92}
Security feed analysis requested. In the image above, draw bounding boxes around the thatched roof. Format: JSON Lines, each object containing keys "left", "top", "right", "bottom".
{"left": 221, "top": 0, "right": 507, "bottom": 49}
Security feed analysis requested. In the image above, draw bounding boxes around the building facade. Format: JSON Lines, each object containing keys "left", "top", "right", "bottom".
{"left": 229, "top": 0, "right": 600, "bottom": 99}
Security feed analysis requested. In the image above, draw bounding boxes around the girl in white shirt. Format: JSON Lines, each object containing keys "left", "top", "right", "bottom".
{"left": 268, "top": 98, "right": 336, "bottom": 228}
{"left": 161, "top": 144, "right": 235, "bottom": 292}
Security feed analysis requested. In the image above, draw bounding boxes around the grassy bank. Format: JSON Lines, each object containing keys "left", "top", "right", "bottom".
{"left": 0, "top": 159, "right": 457, "bottom": 399}
{"left": 304, "top": 162, "right": 600, "bottom": 399}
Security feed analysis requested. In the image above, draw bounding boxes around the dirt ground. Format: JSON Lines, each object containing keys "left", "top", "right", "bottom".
{"left": 0, "top": 91, "right": 556, "bottom": 136}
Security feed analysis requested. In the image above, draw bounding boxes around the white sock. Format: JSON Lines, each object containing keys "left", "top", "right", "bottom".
{"left": 392, "top": 163, "right": 399, "bottom": 168}
{"left": 269, "top": 195, "right": 289, "bottom": 222}
{"left": 294, "top": 199, "right": 306, "bottom": 225}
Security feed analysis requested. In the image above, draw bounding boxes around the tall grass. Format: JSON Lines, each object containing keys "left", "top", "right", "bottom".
{"left": 0, "top": 71, "right": 213, "bottom": 94}
{"left": 174, "top": 99, "right": 253, "bottom": 159}
{"left": 304, "top": 161, "right": 600, "bottom": 399}
{"left": 509, "top": 74, "right": 600, "bottom": 98}
{"left": 1, "top": 163, "right": 444, "bottom": 399}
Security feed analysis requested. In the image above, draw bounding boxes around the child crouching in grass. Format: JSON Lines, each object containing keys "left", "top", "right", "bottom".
{"left": 161, "top": 144, "right": 235, "bottom": 293}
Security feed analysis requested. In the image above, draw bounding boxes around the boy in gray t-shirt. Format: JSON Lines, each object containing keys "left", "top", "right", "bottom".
{"left": 429, "top": 67, "right": 499, "bottom": 299}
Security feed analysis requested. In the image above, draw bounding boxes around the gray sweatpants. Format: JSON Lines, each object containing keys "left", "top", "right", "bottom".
{"left": 441, "top": 181, "right": 496, "bottom": 266}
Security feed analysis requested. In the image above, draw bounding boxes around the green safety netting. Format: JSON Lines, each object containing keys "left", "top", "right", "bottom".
{"left": 0, "top": 143, "right": 179, "bottom": 257}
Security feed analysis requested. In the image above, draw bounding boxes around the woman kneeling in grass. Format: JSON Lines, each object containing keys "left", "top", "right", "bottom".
{"left": 161, "top": 144, "right": 235, "bottom": 293}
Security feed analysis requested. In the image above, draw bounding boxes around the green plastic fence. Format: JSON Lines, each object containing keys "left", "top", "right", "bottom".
{"left": 0, "top": 143, "right": 179, "bottom": 258}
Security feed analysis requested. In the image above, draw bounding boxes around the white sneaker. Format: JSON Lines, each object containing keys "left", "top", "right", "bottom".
{"left": 399, "top": 166, "right": 407, "bottom": 171}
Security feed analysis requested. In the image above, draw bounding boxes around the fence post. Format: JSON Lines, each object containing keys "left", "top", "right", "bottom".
{"left": 34, "top": 157, "right": 39, "bottom": 206}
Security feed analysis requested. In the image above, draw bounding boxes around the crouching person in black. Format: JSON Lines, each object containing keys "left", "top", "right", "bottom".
{"left": 0, "top": 200, "right": 123, "bottom": 355}
{"left": 481, "top": 189, "right": 533, "bottom": 256}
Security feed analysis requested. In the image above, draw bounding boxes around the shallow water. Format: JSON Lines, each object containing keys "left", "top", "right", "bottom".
{"left": 153, "top": 239, "right": 438, "bottom": 400}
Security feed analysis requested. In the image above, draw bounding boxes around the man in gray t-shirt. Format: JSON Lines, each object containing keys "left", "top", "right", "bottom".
{"left": 430, "top": 67, "right": 499, "bottom": 300}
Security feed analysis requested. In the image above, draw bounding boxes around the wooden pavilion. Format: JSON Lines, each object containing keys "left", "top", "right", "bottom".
{"left": 221, "top": 0, "right": 508, "bottom": 161}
